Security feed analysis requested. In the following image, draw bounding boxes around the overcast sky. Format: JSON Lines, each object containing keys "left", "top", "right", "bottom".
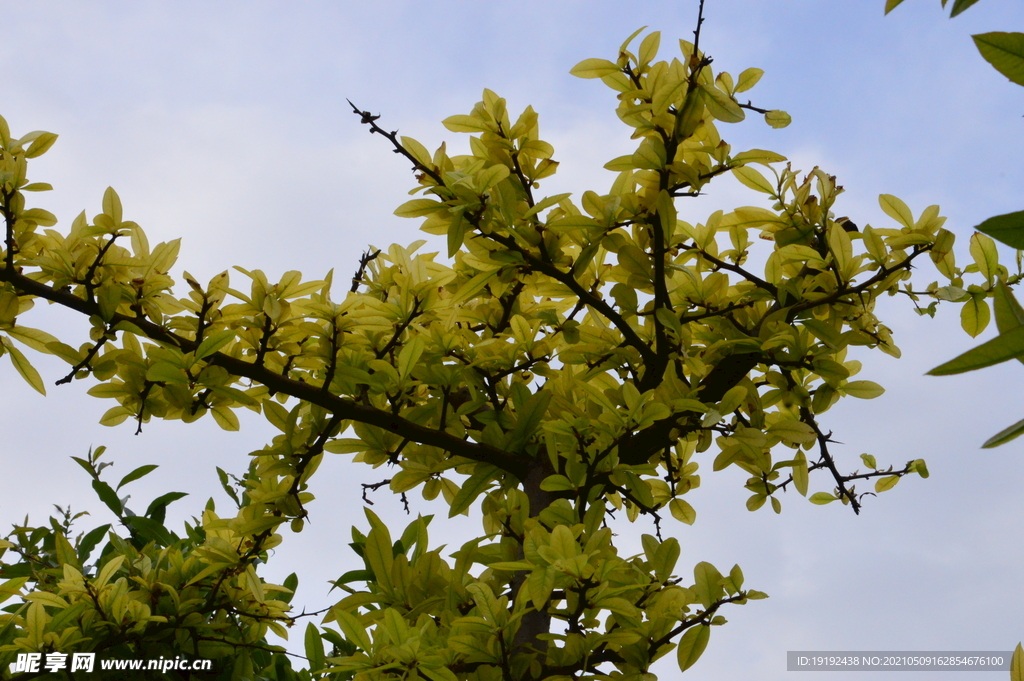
{"left": 2, "top": 1, "right": 1023, "bottom": 679}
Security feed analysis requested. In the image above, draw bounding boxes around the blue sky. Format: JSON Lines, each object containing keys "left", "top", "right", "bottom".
{"left": 2, "top": 1, "right": 1023, "bottom": 679}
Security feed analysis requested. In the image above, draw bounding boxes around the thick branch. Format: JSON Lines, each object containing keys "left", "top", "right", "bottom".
{"left": 0, "top": 266, "right": 529, "bottom": 481}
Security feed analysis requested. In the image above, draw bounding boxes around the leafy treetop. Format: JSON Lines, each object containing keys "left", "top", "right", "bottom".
{"left": 0, "top": 17, "right": 1011, "bottom": 681}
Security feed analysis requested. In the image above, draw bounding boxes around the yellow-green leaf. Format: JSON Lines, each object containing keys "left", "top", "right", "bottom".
{"left": 441, "top": 115, "right": 494, "bottom": 133}
{"left": 792, "top": 451, "right": 808, "bottom": 497}
{"left": 1010, "top": 642, "right": 1022, "bottom": 681}
{"left": 333, "top": 608, "right": 373, "bottom": 651}
{"left": 4, "top": 341, "right": 45, "bottom": 395}
{"left": 732, "top": 166, "right": 775, "bottom": 195}
{"left": 699, "top": 82, "right": 744, "bottom": 123}
{"left": 676, "top": 624, "right": 710, "bottom": 672}
{"left": 570, "top": 58, "right": 621, "bottom": 79}
{"left": 874, "top": 475, "right": 900, "bottom": 493}
{"left": 960, "top": 296, "right": 990, "bottom": 338}
{"left": 973, "top": 32, "right": 1024, "bottom": 86}
{"left": 24, "top": 132, "right": 58, "bottom": 159}
{"left": 638, "top": 31, "right": 661, "bottom": 65}
{"left": 982, "top": 416, "right": 1024, "bottom": 448}
{"left": 842, "top": 380, "right": 885, "bottom": 399}
{"left": 196, "top": 330, "right": 236, "bottom": 360}
{"left": 735, "top": 68, "right": 764, "bottom": 93}
{"left": 969, "top": 232, "right": 999, "bottom": 283}
{"left": 211, "top": 405, "right": 240, "bottom": 431}
{"left": 669, "top": 498, "right": 696, "bottom": 525}
{"left": 879, "top": 194, "right": 914, "bottom": 229}
{"left": 763, "top": 110, "right": 791, "bottom": 128}
{"left": 394, "top": 198, "right": 445, "bottom": 218}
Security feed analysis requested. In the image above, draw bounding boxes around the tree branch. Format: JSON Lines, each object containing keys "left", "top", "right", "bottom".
{"left": 0, "top": 266, "right": 529, "bottom": 481}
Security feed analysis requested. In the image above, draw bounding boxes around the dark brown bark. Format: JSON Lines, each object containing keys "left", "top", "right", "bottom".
{"left": 510, "top": 457, "right": 556, "bottom": 656}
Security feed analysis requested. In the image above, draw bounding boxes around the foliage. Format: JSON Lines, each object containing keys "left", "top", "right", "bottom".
{"left": 884, "top": 3, "right": 1024, "bottom": 675}
{"left": 886, "top": 0, "right": 1024, "bottom": 452}
{"left": 0, "top": 14, "right": 1002, "bottom": 681}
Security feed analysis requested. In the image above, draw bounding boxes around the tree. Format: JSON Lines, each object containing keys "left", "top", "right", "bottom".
{"left": 0, "top": 9, "right": 1003, "bottom": 680}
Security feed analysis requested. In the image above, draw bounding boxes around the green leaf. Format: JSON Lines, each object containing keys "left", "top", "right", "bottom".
{"left": 447, "top": 210, "right": 467, "bottom": 258}
{"left": 982, "top": 416, "right": 1024, "bottom": 448}
{"left": 102, "top": 187, "right": 123, "bottom": 223}
{"left": 676, "top": 624, "right": 710, "bottom": 672}
{"left": 98, "top": 405, "right": 133, "bottom": 426}
{"left": 420, "top": 667, "right": 459, "bottom": 681}
{"left": 195, "top": 330, "right": 236, "bottom": 360}
{"left": 145, "top": 361, "right": 188, "bottom": 385}
{"left": 884, "top": 0, "right": 907, "bottom": 13}
{"left": 24, "top": 132, "right": 58, "bottom": 158}
{"left": 116, "top": 464, "right": 158, "bottom": 490}
{"left": 928, "top": 325, "right": 1024, "bottom": 374}
{"left": 970, "top": 233, "right": 1000, "bottom": 285}
{"left": 394, "top": 198, "right": 445, "bottom": 218}
{"left": 507, "top": 390, "right": 552, "bottom": 451}
{"left": 448, "top": 465, "right": 497, "bottom": 517}
{"left": 539, "top": 474, "right": 575, "bottom": 492}
{"left": 973, "top": 32, "right": 1024, "bottom": 85}
{"left": 94, "top": 555, "right": 125, "bottom": 589}
{"left": 792, "top": 451, "right": 808, "bottom": 497}
{"left": 638, "top": 31, "right": 661, "bottom": 65}
{"left": 669, "top": 498, "right": 697, "bottom": 525}
{"left": 364, "top": 525, "right": 394, "bottom": 594}
{"left": 950, "top": 0, "right": 983, "bottom": 16}
{"left": 764, "top": 110, "right": 791, "bottom": 128}
{"left": 570, "top": 58, "right": 621, "bottom": 79}
{"left": 809, "top": 492, "right": 837, "bottom": 505}
{"left": 4, "top": 341, "right": 45, "bottom": 395}
{"left": 397, "top": 335, "right": 425, "bottom": 380}
{"left": 305, "top": 623, "right": 326, "bottom": 675}
{"left": 879, "top": 194, "right": 914, "bottom": 229}
{"left": 145, "top": 491, "right": 188, "bottom": 521}
{"left": 53, "top": 532, "right": 79, "bottom": 568}
{"left": 699, "top": 82, "right": 744, "bottom": 123}
{"left": 21, "top": 182, "right": 53, "bottom": 192}
{"left": 333, "top": 608, "right": 372, "bottom": 651}
{"left": 1010, "top": 642, "right": 1022, "bottom": 681}
{"left": 76, "top": 524, "right": 111, "bottom": 564}
{"left": 843, "top": 380, "right": 885, "bottom": 399}
{"left": 125, "top": 516, "right": 178, "bottom": 547}
{"left": 735, "top": 68, "right": 764, "bottom": 93}
{"left": 874, "top": 475, "right": 900, "bottom": 493}
{"left": 732, "top": 166, "right": 775, "bottom": 194}
{"left": 975, "top": 210, "right": 1024, "bottom": 249}
{"left": 993, "top": 281, "right": 1024, "bottom": 353}
{"left": 693, "top": 561, "right": 724, "bottom": 608}
{"left": 450, "top": 269, "right": 498, "bottom": 306}
{"left": 5, "top": 326, "right": 58, "bottom": 354}
{"left": 441, "top": 115, "right": 494, "bottom": 133}
{"left": 211, "top": 405, "right": 240, "bottom": 431}
{"left": 92, "top": 480, "right": 122, "bottom": 516}
{"left": 960, "top": 296, "right": 990, "bottom": 338}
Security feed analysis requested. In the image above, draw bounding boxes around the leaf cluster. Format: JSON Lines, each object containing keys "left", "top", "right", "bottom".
{"left": 0, "top": 21, "right": 1001, "bottom": 681}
